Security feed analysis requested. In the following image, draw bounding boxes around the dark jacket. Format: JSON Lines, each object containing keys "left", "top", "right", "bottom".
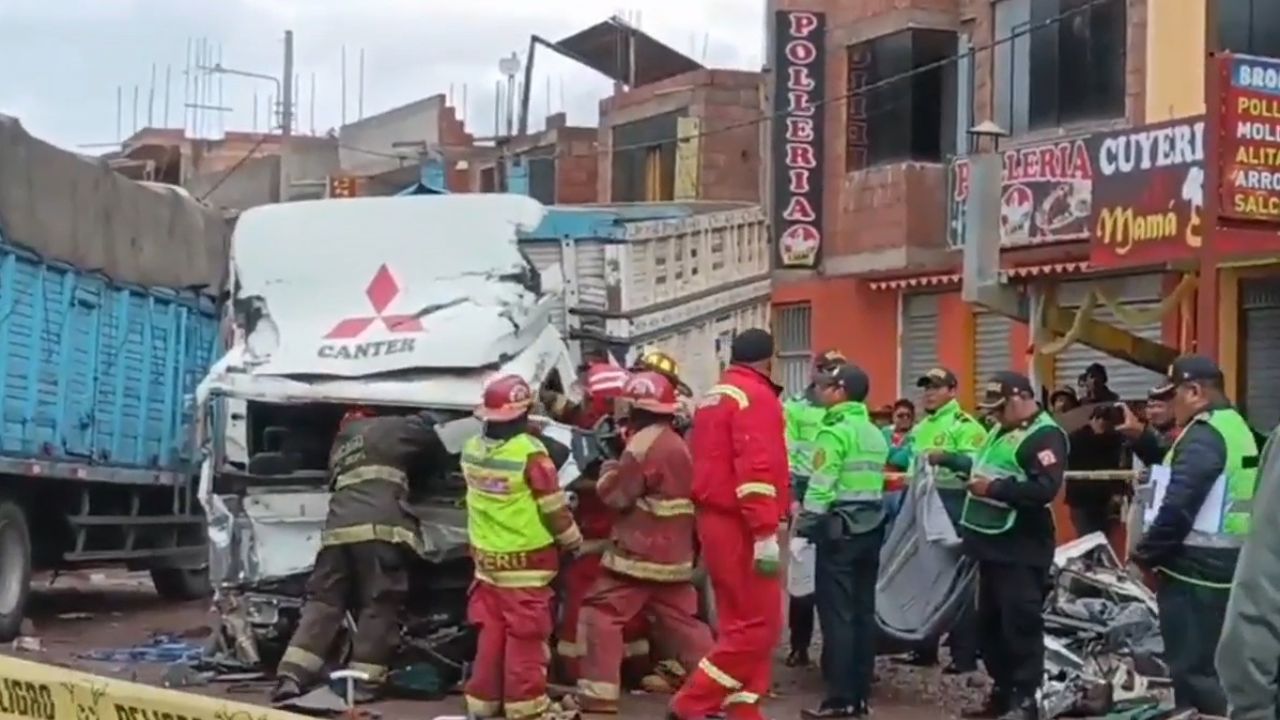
{"left": 1131, "top": 399, "right": 1238, "bottom": 584}
{"left": 1065, "top": 422, "right": 1126, "bottom": 506}
{"left": 1129, "top": 425, "right": 1175, "bottom": 467}
{"left": 324, "top": 413, "right": 446, "bottom": 552}
{"left": 961, "top": 412, "right": 1068, "bottom": 568}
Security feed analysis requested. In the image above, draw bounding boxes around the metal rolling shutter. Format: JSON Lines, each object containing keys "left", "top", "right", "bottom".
{"left": 1053, "top": 274, "right": 1166, "bottom": 400}
{"left": 900, "top": 294, "right": 940, "bottom": 399}
{"left": 1243, "top": 278, "right": 1280, "bottom": 433}
{"left": 974, "top": 310, "right": 1013, "bottom": 389}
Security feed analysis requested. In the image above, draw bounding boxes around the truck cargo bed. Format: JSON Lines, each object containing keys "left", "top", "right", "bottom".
{"left": 0, "top": 239, "right": 219, "bottom": 483}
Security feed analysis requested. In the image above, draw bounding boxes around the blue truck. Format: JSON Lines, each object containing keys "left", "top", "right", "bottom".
{"left": 0, "top": 235, "right": 220, "bottom": 639}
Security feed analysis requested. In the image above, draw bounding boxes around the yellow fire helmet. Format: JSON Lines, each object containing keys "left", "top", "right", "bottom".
{"left": 632, "top": 349, "right": 692, "bottom": 397}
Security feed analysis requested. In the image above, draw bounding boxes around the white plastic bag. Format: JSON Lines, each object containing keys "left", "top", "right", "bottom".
{"left": 787, "top": 537, "right": 816, "bottom": 597}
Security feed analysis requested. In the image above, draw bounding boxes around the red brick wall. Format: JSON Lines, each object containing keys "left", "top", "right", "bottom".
{"left": 556, "top": 137, "right": 600, "bottom": 204}
{"left": 696, "top": 72, "right": 763, "bottom": 203}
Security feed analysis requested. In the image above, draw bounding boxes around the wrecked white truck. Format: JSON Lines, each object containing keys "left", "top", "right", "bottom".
{"left": 196, "top": 194, "right": 589, "bottom": 683}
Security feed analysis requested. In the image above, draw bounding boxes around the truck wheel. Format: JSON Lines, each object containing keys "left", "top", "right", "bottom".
{"left": 151, "top": 567, "right": 212, "bottom": 600}
{"left": 0, "top": 501, "right": 32, "bottom": 642}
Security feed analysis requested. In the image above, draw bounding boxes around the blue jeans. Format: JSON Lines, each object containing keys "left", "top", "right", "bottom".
{"left": 883, "top": 489, "right": 905, "bottom": 526}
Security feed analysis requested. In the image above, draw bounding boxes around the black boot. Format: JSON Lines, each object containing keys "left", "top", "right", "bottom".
{"left": 995, "top": 695, "right": 1039, "bottom": 720}
{"left": 942, "top": 659, "right": 978, "bottom": 675}
{"left": 961, "top": 688, "right": 1009, "bottom": 719}
{"left": 785, "top": 648, "right": 812, "bottom": 667}
{"left": 802, "top": 698, "right": 867, "bottom": 718}
{"left": 270, "top": 676, "right": 304, "bottom": 703}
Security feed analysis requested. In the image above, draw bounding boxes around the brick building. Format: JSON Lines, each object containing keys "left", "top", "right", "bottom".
{"left": 767, "top": 0, "right": 1280, "bottom": 434}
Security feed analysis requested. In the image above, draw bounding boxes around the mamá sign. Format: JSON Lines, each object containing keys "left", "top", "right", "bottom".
{"left": 1220, "top": 53, "right": 1280, "bottom": 221}
{"left": 1087, "top": 117, "right": 1206, "bottom": 268}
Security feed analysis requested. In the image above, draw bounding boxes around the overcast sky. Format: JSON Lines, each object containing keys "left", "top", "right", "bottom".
{"left": 0, "top": 0, "right": 765, "bottom": 152}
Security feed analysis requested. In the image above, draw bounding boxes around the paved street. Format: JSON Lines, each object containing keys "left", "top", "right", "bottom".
{"left": 0, "top": 572, "right": 984, "bottom": 719}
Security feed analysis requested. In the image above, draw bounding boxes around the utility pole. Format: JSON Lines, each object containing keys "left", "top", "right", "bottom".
{"left": 280, "top": 29, "right": 294, "bottom": 203}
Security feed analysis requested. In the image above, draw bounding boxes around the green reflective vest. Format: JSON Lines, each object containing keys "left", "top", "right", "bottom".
{"left": 785, "top": 392, "right": 827, "bottom": 479}
{"left": 462, "top": 433, "right": 555, "bottom": 555}
{"left": 960, "top": 412, "right": 1063, "bottom": 535}
{"left": 1160, "top": 408, "right": 1259, "bottom": 550}
{"left": 803, "top": 401, "right": 889, "bottom": 516}
{"left": 907, "top": 399, "right": 988, "bottom": 489}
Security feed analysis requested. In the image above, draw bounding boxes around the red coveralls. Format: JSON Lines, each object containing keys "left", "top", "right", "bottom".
{"left": 671, "top": 365, "right": 790, "bottom": 720}
{"left": 577, "top": 422, "right": 714, "bottom": 710}
{"left": 463, "top": 446, "right": 582, "bottom": 720}
{"left": 544, "top": 367, "right": 653, "bottom": 682}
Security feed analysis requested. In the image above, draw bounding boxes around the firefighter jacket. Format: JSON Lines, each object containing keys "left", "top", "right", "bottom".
{"left": 596, "top": 422, "right": 697, "bottom": 582}
{"left": 322, "top": 414, "right": 446, "bottom": 553}
{"left": 907, "top": 399, "right": 987, "bottom": 490}
{"left": 690, "top": 365, "right": 790, "bottom": 540}
{"left": 463, "top": 432, "right": 583, "bottom": 588}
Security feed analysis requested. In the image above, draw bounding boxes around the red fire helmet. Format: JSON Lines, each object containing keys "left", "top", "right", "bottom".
{"left": 477, "top": 374, "right": 534, "bottom": 422}
{"left": 583, "top": 363, "right": 630, "bottom": 399}
{"left": 624, "top": 371, "right": 679, "bottom": 415}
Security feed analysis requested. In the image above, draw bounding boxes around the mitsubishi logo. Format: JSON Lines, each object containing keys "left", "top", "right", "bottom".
{"left": 324, "top": 264, "right": 424, "bottom": 340}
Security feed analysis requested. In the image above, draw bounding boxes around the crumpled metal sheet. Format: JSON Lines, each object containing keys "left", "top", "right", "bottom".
{"left": 1040, "top": 532, "right": 1166, "bottom": 718}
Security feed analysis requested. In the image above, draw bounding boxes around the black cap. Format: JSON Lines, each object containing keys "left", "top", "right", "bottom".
{"left": 730, "top": 329, "right": 774, "bottom": 364}
{"left": 916, "top": 367, "right": 958, "bottom": 389}
{"left": 1153, "top": 354, "right": 1223, "bottom": 394}
{"left": 977, "top": 371, "right": 1036, "bottom": 409}
{"left": 824, "top": 364, "right": 870, "bottom": 402}
{"left": 1147, "top": 384, "right": 1175, "bottom": 401}
{"left": 813, "top": 349, "right": 848, "bottom": 372}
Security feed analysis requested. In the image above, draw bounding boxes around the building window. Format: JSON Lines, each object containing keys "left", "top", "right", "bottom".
{"left": 1219, "top": 0, "right": 1280, "bottom": 58}
{"left": 611, "top": 111, "right": 681, "bottom": 201}
{"left": 993, "top": 0, "right": 1125, "bottom": 136}
{"left": 846, "top": 29, "right": 958, "bottom": 170}
{"left": 773, "top": 303, "right": 812, "bottom": 397}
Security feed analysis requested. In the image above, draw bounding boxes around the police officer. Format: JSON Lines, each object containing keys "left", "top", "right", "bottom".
{"left": 1130, "top": 355, "right": 1259, "bottom": 716}
{"left": 274, "top": 407, "right": 449, "bottom": 703}
{"left": 796, "top": 364, "right": 888, "bottom": 720}
{"left": 899, "top": 367, "right": 986, "bottom": 672}
{"left": 960, "top": 372, "right": 1068, "bottom": 720}
{"left": 783, "top": 349, "right": 847, "bottom": 667}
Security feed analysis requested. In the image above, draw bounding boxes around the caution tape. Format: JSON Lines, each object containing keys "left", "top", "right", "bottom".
{"left": 0, "top": 654, "right": 309, "bottom": 720}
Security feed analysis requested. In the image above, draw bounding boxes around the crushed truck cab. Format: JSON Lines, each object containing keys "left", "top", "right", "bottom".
{"left": 196, "top": 194, "right": 582, "bottom": 675}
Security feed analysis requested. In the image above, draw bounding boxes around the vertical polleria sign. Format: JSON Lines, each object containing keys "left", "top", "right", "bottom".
{"left": 773, "top": 10, "right": 826, "bottom": 269}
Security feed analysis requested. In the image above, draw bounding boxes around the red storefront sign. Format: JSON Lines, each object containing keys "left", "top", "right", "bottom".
{"left": 1088, "top": 117, "right": 1206, "bottom": 268}
{"left": 1218, "top": 53, "right": 1280, "bottom": 222}
{"left": 771, "top": 10, "right": 826, "bottom": 269}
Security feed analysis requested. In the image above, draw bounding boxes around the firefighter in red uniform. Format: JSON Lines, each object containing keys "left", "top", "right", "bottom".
{"left": 576, "top": 372, "right": 714, "bottom": 713}
{"left": 539, "top": 363, "right": 654, "bottom": 682}
{"left": 670, "top": 329, "right": 790, "bottom": 720}
{"left": 462, "top": 374, "right": 582, "bottom": 720}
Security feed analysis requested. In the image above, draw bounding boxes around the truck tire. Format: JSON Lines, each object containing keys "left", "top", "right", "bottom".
{"left": 0, "top": 501, "right": 32, "bottom": 642}
{"left": 150, "top": 566, "right": 212, "bottom": 601}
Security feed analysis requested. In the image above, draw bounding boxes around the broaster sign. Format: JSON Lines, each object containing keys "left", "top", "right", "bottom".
{"left": 772, "top": 10, "right": 826, "bottom": 269}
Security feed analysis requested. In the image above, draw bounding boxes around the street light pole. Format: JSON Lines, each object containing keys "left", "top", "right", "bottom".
{"left": 280, "top": 30, "right": 294, "bottom": 202}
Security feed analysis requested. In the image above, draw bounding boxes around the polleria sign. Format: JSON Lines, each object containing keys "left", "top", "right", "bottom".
{"left": 772, "top": 10, "right": 826, "bottom": 269}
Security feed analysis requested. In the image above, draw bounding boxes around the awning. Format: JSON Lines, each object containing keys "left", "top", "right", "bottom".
{"left": 867, "top": 261, "right": 1090, "bottom": 291}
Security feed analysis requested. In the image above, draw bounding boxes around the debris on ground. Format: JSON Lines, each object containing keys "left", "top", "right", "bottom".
{"left": 78, "top": 633, "right": 205, "bottom": 664}
{"left": 1042, "top": 532, "right": 1167, "bottom": 718}
{"left": 11, "top": 636, "right": 42, "bottom": 652}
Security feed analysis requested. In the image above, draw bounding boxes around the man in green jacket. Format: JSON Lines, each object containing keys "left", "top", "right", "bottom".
{"left": 899, "top": 367, "right": 987, "bottom": 673}
{"left": 796, "top": 364, "right": 889, "bottom": 719}
{"left": 782, "top": 349, "right": 847, "bottom": 667}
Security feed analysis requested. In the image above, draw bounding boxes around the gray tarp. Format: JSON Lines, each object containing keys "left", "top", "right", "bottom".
{"left": 876, "top": 465, "right": 977, "bottom": 642}
{"left": 0, "top": 115, "right": 228, "bottom": 289}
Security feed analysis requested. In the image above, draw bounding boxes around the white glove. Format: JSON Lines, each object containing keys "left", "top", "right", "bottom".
{"left": 753, "top": 536, "right": 781, "bottom": 576}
